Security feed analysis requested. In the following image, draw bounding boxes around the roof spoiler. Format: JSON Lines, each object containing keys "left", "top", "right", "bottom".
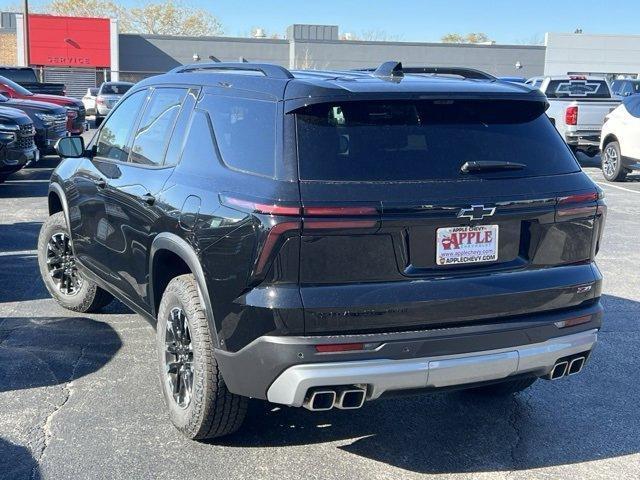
{"left": 169, "top": 62, "right": 294, "bottom": 80}
{"left": 358, "top": 62, "right": 496, "bottom": 81}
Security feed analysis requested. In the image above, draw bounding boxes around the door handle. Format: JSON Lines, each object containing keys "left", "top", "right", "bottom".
{"left": 140, "top": 193, "right": 156, "bottom": 206}
{"left": 93, "top": 178, "right": 107, "bottom": 189}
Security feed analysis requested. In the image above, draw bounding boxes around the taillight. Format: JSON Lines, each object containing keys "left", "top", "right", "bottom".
{"left": 220, "top": 194, "right": 381, "bottom": 275}
{"left": 556, "top": 191, "right": 598, "bottom": 218}
{"left": 565, "top": 106, "right": 578, "bottom": 125}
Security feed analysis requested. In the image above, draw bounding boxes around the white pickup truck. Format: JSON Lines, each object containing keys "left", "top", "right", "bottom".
{"left": 526, "top": 75, "right": 620, "bottom": 156}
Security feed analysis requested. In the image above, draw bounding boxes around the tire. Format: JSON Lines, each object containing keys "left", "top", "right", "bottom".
{"left": 94, "top": 115, "right": 103, "bottom": 127}
{"left": 601, "top": 141, "right": 627, "bottom": 182}
{"left": 156, "top": 274, "right": 247, "bottom": 440}
{"left": 465, "top": 377, "right": 537, "bottom": 396}
{"left": 37, "top": 212, "right": 113, "bottom": 312}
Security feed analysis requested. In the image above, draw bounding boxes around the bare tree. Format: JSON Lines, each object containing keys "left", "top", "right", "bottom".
{"left": 42, "top": 0, "right": 224, "bottom": 36}
{"left": 441, "top": 32, "right": 492, "bottom": 44}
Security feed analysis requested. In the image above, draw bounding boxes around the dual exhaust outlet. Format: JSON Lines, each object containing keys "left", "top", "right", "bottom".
{"left": 303, "top": 386, "right": 367, "bottom": 411}
{"left": 547, "top": 355, "right": 587, "bottom": 380}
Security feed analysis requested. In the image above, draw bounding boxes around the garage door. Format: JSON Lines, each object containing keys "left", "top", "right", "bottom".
{"left": 43, "top": 68, "right": 97, "bottom": 99}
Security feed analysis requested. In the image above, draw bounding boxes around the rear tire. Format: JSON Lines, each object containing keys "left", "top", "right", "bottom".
{"left": 602, "top": 141, "right": 627, "bottom": 182}
{"left": 157, "top": 274, "right": 248, "bottom": 440}
{"left": 465, "top": 377, "right": 537, "bottom": 396}
{"left": 94, "top": 115, "right": 103, "bottom": 127}
{"left": 37, "top": 212, "right": 113, "bottom": 312}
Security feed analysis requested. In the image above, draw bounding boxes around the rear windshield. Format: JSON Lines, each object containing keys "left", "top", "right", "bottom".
{"left": 296, "top": 100, "right": 579, "bottom": 182}
{"left": 1, "top": 69, "right": 36, "bottom": 83}
{"left": 545, "top": 79, "right": 611, "bottom": 99}
{"left": 100, "top": 83, "right": 132, "bottom": 95}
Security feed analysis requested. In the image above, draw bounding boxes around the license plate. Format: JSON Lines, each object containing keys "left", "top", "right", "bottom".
{"left": 436, "top": 225, "right": 499, "bottom": 266}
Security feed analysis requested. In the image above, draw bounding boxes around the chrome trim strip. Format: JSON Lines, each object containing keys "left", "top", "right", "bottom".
{"left": 266, "top": 329, "right": 598, "bottom": 407}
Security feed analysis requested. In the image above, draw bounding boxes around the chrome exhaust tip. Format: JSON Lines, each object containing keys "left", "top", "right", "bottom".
{"left": 303, "top": 389, "right": 336, "bottom": 411}
{"left": 567, "top": 356, "right": 586, "bottom": 376}
{"left": 335, "top": 388, "right": 366, "bottom": 410}
{"left": 550, "top": 361, "right": 569, "bottom": 380}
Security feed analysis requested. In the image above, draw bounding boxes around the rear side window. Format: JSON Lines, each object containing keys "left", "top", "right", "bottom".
{"left": 1, "top": 69, "right": 36, "bottom": 83}
{"left": 129, "top": 88, "right": 187, "bottom": 166}
{"left": 545, "top": 79, "right": 611, "bottom": 99}
{"left": 296, "top": 100, "right": 580, "bottom": 182}
{"left": 101, "top": 83, "right": 133, "bottom": 95}
{"left": 200, "top": 95, "right": 276, "bottom": 177}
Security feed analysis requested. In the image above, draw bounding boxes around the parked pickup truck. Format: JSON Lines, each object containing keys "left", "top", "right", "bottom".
{"left": 527, "top": 75, "right": 620, "bottom": 156}
{"left": 0, "top": 66, "right": 66, "bottom": 96}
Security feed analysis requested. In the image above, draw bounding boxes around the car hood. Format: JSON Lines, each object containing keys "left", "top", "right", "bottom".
{"left": 0, "top": 106, "right": 32, "bottom": 125}
{"left": 2, "top": 98, "right": 67, "bottom": 115}
{"left": 28, "top": 94, "right": 83, "bottom": 109}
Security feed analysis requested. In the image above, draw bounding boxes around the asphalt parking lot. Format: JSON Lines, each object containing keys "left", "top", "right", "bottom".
{"left": 1, "top": 149, "right": 639, "bottom": 480}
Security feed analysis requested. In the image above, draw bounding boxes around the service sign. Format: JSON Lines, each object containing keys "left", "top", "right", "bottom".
{"left": 436, "top": 225, "right": 499, "bottom": 265}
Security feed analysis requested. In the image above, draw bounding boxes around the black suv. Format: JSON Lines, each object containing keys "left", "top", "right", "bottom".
{"left": 0, "top": 105, "right": 37, "bottom": 181}
{"left": 0, "top": 93, "right": 67, "bottom": 155}
{"left": 39, "top": 62, "right": 606, "bottom": 440}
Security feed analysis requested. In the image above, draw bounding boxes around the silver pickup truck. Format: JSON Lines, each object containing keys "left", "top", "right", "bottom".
{"left": 526, "top": 75, "right": 620, "bottom": 156}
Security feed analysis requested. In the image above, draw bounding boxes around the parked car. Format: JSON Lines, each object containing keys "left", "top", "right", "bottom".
{"left": 0, "top": 75, "right": 87, "bottom": 135}
{"left": 82, "top": 87, "right": 99, "bottom": 116}
{"left": 0, "top": 104, "right": 38, "bottom": 182}
{"left": 94, "top": 81, "right": 134, "bottom": 126}
{"left": 0, "top": 94, "right": 67, "bottom": 155}
{"left": 611, "top": 79, "right": 640, "bottom": 98}
{"left": 40, "top": 61, "right": 605, "bottom": 440}
{"left": 532, "top": 75, "right": 620, "bottom": 156}
{"left": 0, "top": 66, "right": 66, "bottom": 96}
{"left": 600, "top": 95, "right": 640, "bottom": 181}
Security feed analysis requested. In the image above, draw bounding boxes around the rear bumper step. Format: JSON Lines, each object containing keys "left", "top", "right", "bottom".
{"left": 266, "top": 329, "right": 597, "bottom": 407}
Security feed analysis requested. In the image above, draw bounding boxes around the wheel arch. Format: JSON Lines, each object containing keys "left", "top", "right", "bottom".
{"left": 601, "top": 133, "right": 619, "bottom": 150}
{"left": 48, "top": 183, "right": 72, "bottom": 233}
{"left": 149, "top": 233, "right": 220, "bottom": 347}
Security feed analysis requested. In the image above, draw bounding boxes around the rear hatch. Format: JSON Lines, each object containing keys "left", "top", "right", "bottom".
{"left": 293, "top": 98, "right": 604, "bottom": 334}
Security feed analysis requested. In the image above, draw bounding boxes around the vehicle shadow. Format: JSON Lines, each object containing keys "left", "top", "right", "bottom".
{"left": 0, "top": 253, "right": 50, "bottom": 302}
{"left": 0, "top": 437, "right": 41, "bottom": 480}
{"left": 0, "top": 221, "right": 41, "bottom": 252}
{"left": 0, "top": 156, "right": 58, "bottom": 198}
{"left": 0, "top": 316, "right": 122, "bottom": 393}
{"left": 220, "top": 293, "right": 639, "bottom": 474}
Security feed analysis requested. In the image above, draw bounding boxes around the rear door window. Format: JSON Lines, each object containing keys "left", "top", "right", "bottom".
{"left": 296, "top": 100, "right": 580, "bottom": 182}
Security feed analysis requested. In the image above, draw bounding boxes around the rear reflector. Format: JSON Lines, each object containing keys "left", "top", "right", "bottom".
{"left": 315, "top": 343, "right": 364, "bottom": 353}
{"left": 554, "top": 315, "right": 592, "bottom": 329}
{"left": 565, "top": 106, "right": 578, "bottom": 126}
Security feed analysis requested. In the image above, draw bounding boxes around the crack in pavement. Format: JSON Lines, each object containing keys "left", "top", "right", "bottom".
{"left": 30, "top": 346, "right": 87, "bottom": 480}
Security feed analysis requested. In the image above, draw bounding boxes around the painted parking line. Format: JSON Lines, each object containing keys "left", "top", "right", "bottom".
{"left": 595, "top": 182, "right": 640, "bottom": 194}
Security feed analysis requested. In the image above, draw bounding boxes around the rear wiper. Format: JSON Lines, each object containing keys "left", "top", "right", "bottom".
{"left": 460, "top": 161, "right": 526, "bottom": 173}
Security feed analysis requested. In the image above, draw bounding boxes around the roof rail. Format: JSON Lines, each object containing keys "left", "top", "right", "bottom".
{"left": 403, "top": 66, "right": 495, "bottom": 80}
{"left": 357, "top": 63, "right": 495, "bottom": 81}
{"left": 169, "top": 62, "right": 294, "bottom": 79}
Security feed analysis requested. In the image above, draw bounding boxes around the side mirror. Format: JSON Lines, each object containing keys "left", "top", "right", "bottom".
{"left": 55, "top": 136, "right": 86, "bottom": 158}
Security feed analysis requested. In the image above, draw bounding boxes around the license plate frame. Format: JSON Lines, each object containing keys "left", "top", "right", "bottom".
{"left": 436, "top": 224, "right": 499, "bottom": 266}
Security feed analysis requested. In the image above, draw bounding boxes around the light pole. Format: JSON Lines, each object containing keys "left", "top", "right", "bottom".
{"left": 23, "top": 0, "right": 30, "bottom": 66}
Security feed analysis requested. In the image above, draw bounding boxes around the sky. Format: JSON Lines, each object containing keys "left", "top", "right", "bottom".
{"left": 3, "top": 0, "right": 639, "bottom": 44}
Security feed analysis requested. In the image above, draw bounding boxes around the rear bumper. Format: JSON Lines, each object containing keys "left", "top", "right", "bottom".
{"left": 215, "top": 300, "right": 603, "bottom": 403}
{"left": 267, "top": 328, "right": 597, "bottom": 406}
{"left": 565, "top": 131, "right": 601, "bottom": 148}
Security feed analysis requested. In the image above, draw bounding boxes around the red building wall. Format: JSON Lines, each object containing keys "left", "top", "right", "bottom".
{"left": 28, "top": 14, "right": 111, "bottom": 67}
